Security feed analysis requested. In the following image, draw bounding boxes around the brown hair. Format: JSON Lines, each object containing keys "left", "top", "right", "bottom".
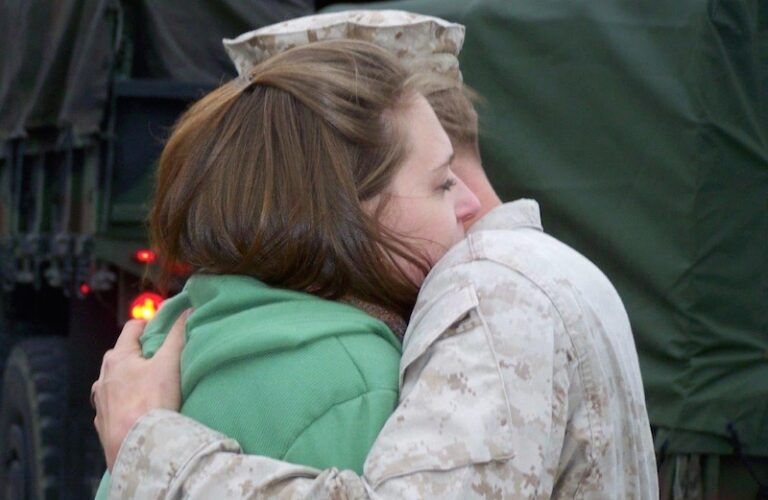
{"left": 417, "top": 73, "right": 481, "bottom": 153}
{"left": 149, "top": 40, "right": 428, "bottom": 317}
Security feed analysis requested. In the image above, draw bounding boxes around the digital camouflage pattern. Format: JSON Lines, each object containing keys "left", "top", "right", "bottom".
{"left": 109, "top": 200, "right": 658, "bottom": 499}
{"left": 223, "top": 10, "right": 465, "bottom": 83}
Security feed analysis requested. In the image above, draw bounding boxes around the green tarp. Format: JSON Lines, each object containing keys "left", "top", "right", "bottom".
{"left": 327, "top": 0, "right": 768, "bottom": 457}
{"left": 0, "top": 0, "right": 114, "bottom": 140}
{"left": 0, "top": 0, "right": 315, "bottom": 142}
{"left": 121, "top": 0, "right": 314, "bottom": 82}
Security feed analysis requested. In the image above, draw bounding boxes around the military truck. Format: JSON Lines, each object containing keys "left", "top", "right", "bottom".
{"left": 0, "top": 1, "right": 325, "bottom": 497}
{"left": 1, "top": 0, "right": 766, "bottom": 498}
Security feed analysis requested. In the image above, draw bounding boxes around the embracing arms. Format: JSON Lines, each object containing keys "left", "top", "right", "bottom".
{"left": 98, "top": 260, "right": 571, "bottom": 499}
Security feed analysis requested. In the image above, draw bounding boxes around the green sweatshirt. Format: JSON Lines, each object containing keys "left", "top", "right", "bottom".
{"left": 96, "top": 274, "right": 401, "bottom": 498}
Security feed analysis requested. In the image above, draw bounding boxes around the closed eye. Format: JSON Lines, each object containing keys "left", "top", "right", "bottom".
{"left": 439, "top": 178, "right": 457, "bottom": 192}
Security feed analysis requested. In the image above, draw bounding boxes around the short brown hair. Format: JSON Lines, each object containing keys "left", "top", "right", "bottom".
{"left": 416, "top": 73, "right": 481, "bottom": 152}
{"left": 150, "top": 40, "right": 427, "bottom": 317}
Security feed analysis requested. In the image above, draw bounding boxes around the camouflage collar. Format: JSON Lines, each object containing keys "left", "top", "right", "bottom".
{"left": 469, "top": 199, "right": 543, "bottom": 234}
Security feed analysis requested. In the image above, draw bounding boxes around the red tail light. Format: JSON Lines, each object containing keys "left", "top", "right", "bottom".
{"left": 133, "top": 249, "right": 157, "bottom": 264}
{"left": 130, "top": 292, "right": 164, "bottom": 320}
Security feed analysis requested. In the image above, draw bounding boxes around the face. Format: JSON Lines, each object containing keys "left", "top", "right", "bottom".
{"left": 371, "top": 93, "right": 481, "bottom": 285}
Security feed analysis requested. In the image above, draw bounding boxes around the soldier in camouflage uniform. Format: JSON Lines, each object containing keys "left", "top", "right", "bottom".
{"left": 97, "top": 11, "right": 659, "bottom": 499}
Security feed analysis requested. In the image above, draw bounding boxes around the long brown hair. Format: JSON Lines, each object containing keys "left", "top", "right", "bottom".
{"left": 149, "top": 40, "right": 428, "bottom": 317}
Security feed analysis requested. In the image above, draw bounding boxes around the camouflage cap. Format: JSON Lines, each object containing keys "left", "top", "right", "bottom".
{"left": 223, "top": 10, "right": 465, "bottom": 81}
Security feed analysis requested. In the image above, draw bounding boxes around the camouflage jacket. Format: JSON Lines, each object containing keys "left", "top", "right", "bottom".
{"left": 109, "top": 199, "right": 658, "bottom": 499}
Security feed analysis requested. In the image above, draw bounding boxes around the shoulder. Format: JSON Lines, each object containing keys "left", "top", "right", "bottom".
{"left": 372, "top": 261, "right": 569, "bottom": 488}
{"left": 421, "top": 226, "right": 623, "bottom": 333}
{"left": 404, "top": 255, "right": 569, "bottom": 390}
{"left": 279, "top": 334, "right": 399, "bottom": 473}
{"left": 403, "top": 242, "right": 578, "bottom": 393}
{"left": 179, "top": 279, "right": 402, "bottom": 403}
{"left": 416, "top": 247, "right": 566, "bottom": 331}
{"left": 184, "top": 313, "right": 401, "bottom": 394}
{"left": 181, "top": 274, "right": 401, "bottom": 368}
{"left": 408, "top": 258, "right": 567, "bottom": 357}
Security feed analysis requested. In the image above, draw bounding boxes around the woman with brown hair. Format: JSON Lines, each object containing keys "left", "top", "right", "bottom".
{"left": 93, "top": 37, "right": 480, "bottom": 497}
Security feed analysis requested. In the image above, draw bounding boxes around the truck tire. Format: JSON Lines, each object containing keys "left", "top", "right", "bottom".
{"left": 0, "top": 337, "right": 69, "bottom": 500}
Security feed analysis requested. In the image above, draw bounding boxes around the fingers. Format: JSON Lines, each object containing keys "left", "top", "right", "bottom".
{"left": 113, "top": 319, "right": 147, "bottom": 353}
{"left": 154, "top": 308, "right": 190, "bottom": 362}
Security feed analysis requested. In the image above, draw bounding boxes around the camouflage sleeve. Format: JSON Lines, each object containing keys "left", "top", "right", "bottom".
{"left": 109, "top": 409, "right": 370, "bottom": 499}
{"left": 363, "top": 258, "right": 569, "bottom": 498}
